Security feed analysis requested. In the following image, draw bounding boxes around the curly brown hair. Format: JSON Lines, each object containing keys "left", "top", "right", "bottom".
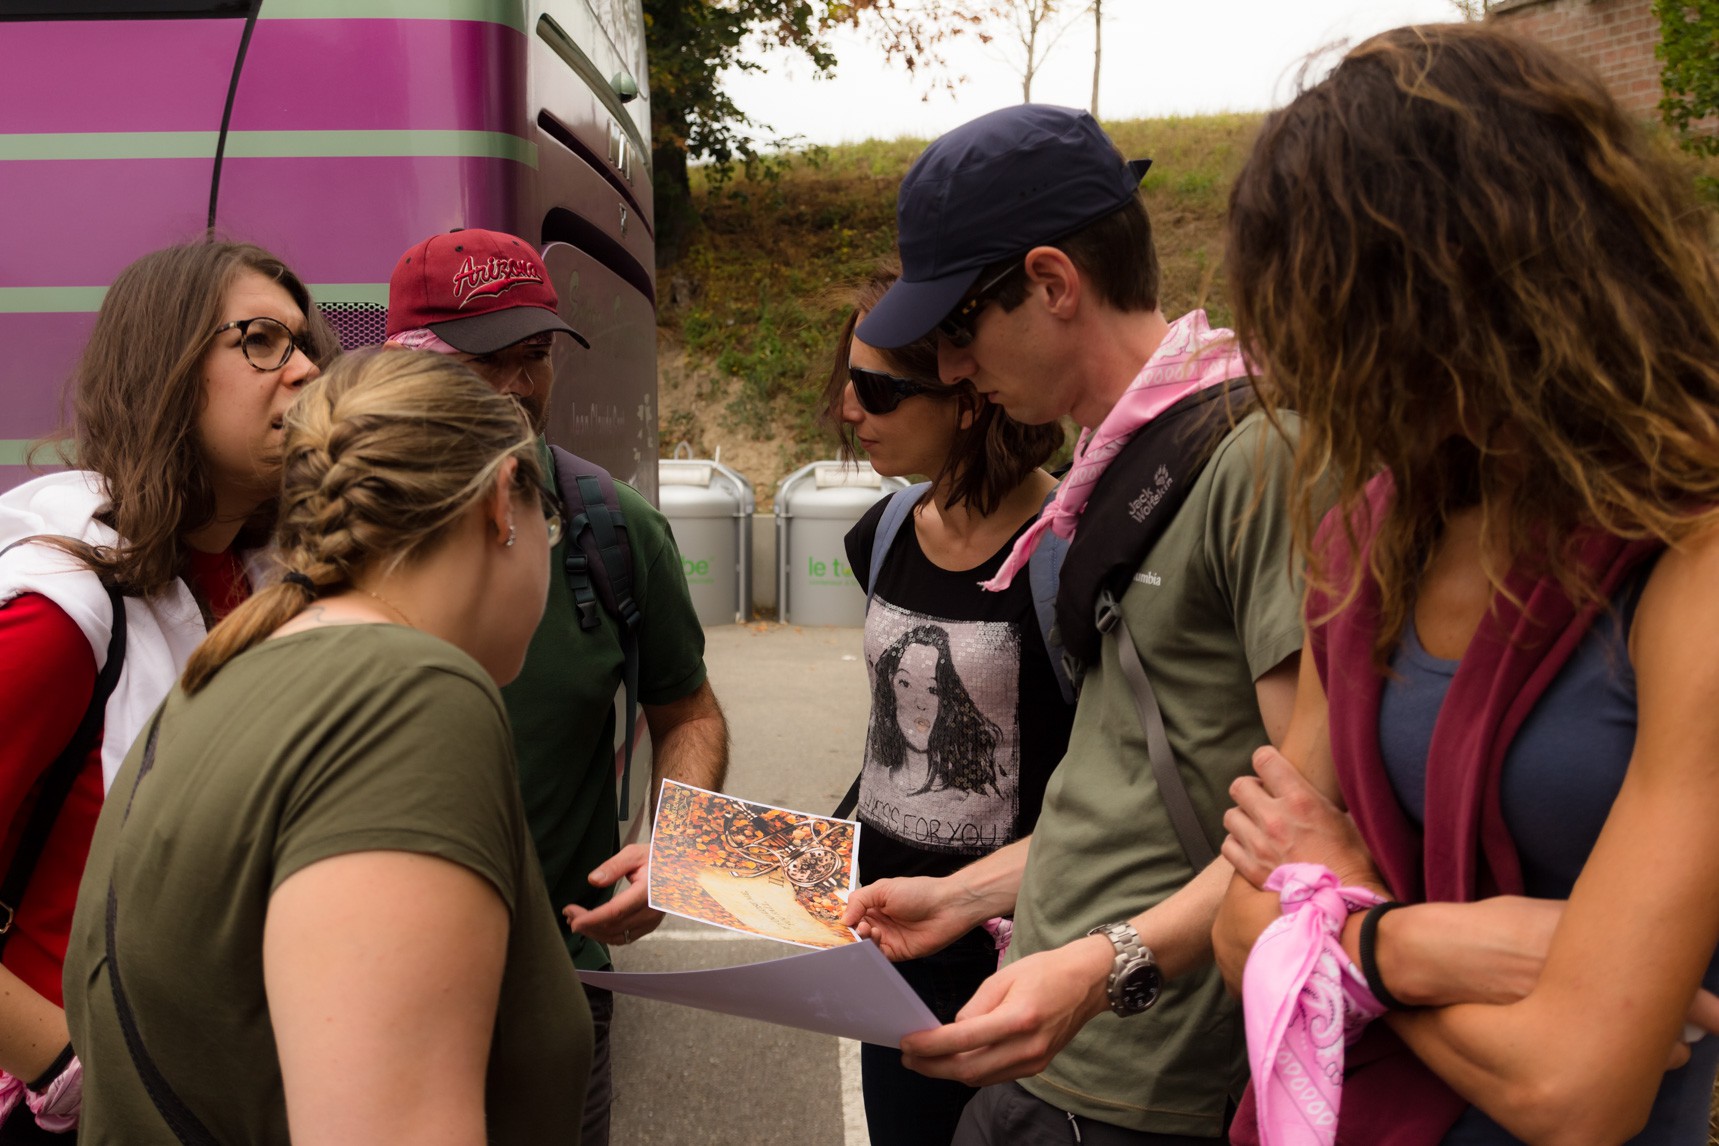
{"left": 1226, "top": 23, "right": 1719, "bottom": 663}
{"left": 820, "top": 264, "right": 1064, "bottom": 516}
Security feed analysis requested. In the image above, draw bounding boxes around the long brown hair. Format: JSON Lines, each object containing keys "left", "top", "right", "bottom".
{"left": 182, "top": 348, "right": 542, "bottom": 693}
{"left": 39, "top": 240, "right": 336, "bottom": 597}
{"left": 821, "top": 265, "right": 1064, "bottom": 516}
{"left": 1226, "top": 23, "right": 1719, "bottom": 663}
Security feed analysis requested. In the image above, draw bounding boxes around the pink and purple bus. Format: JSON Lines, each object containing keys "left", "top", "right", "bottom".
{"left": 0, "top": 0, "right": 658, "bottom": 497}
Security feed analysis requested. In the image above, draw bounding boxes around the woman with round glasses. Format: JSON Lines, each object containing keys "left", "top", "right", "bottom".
{"left": 822, "top": 266, "right": 1073, "bottom": 1146}
{"left": 0, "top": 240, "right": 329, "bottom": 1137}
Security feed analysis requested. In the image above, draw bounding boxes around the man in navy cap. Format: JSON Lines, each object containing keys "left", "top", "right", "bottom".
{"left": 844, "top": 105, "right": 1307, "bottom": 1144}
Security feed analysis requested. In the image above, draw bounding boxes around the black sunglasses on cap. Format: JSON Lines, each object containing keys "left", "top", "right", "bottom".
{"left": 848, "top": 364, "right": 960, "bottom": 416}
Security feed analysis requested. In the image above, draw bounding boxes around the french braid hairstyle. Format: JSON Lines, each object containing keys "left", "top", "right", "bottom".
{"left": 1226, "top": 24, "right": 1719, "bottom": 666}
{"left": 181, "top": 348, "right": 542, "bottom": 692}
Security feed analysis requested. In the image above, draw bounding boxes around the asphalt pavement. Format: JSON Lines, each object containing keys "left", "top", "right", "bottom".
{"left": 608, "top": 622, "right": 874, "bottom": 1146}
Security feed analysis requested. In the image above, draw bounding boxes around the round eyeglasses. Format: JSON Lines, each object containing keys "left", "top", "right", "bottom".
{"left": 935, "top": 261, "right": 1023, "bottom": 349}
{"left": 848, "top": 364, "right": 960, "bottom": 416}
{"left": 213, "top": 316, "right": 317, "bottom": 372}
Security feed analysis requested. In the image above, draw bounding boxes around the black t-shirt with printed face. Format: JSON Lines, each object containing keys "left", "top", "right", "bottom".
{"left": 845, "top": 494, "right": 1075, "bottom": 885}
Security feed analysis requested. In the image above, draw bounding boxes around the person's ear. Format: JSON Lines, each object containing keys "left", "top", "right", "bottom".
{"left": 1024, "top": 246, "right": 1081, "bottom": 319}
{"left": 487, "top": 456, "right": 520, "bottom": 545}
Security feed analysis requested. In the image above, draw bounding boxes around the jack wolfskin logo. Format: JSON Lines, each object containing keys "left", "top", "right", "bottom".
{"left": 1127, "top": 465, "right": 1173, "bottom": 523}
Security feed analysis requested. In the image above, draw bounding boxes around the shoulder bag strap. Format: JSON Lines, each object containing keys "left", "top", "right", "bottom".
{"left": 0, "top": 581, "right": 127, "bottom": 954}
{"left": 1095, "top": 589, "right": 1218, "bottom": 871}
{"left": 105, "top": 710, "right": 219, "bottom": 1146}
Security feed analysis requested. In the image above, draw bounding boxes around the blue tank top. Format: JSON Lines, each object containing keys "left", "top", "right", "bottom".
{"left": 1378, "top": 577, "right": 1719, "bottom": 1145}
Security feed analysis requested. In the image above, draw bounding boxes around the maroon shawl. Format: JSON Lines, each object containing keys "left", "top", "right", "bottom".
{"left": 1233, "top": 475, "right": 1662, "bottom": 1145}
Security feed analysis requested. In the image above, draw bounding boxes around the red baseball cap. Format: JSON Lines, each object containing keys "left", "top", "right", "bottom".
{"left": 386, "top": 228, "right": 589, "bottom": 353}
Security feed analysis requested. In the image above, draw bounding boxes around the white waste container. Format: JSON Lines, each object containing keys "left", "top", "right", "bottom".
{"left": 659, "top": 448, "right": 756, "bottom": 626}
{"left": 774, "top": 461, "right": 910, "bottom": 626}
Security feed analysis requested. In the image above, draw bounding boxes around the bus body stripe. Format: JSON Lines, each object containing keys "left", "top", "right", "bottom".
{"left": 0, "top": 130, "right": 536, "bottom": 165}
{"left": 0, "top": 285, "right": 388, "bottom": 313}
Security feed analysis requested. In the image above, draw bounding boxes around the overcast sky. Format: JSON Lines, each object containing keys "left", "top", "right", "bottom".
{"left": 723, "top": 0, "right": 1462, "bottom": 147}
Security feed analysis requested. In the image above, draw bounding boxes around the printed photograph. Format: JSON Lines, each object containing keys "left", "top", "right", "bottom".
{"left": 648, "top": 781, "right": 861, "bottom": 949}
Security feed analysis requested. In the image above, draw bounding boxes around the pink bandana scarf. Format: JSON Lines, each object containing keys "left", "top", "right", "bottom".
{"left": 981, "top": 309, "right": 1245, "bottom": 592}
{"left": 385, "top": 327, "right": 463, "bottom": 354}
{"left": 1244, "top": 864, "right": 1387, "bottom": 1146}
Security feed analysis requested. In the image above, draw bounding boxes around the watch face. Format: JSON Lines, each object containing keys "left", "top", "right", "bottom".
{"left": 1118, "top": 961, "right": 1163, "bottom": 1013}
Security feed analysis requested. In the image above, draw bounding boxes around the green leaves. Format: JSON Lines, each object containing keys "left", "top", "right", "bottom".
{"left": 1656, "top": 0, "right": 1719, "bottom": 157}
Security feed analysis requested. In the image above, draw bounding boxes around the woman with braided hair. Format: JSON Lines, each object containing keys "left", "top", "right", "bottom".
{"left": 0, "top": 240, "right": 329, "bottom": 1140}
{"left": 63, "top": 348, "right": 591, "bottom": 1143}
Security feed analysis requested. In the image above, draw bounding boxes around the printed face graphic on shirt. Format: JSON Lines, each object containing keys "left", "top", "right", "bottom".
{"left": 861, "top": 607, "right": 1022, "bottom": 854}
{"left": 893, "top": 643, "right": 941, "bottom": 753}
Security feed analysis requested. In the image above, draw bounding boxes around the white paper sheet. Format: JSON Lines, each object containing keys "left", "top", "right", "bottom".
{"left": 579, "top": 939, "right": 939, "bottom": 1048}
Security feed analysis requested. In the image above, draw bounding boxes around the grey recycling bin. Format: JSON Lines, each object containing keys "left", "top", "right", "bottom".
{"left": 658, "top": 448, "right": 756, "bottom": 626}
{"left": 775, "top": 461, "right": 910, "bottom": 627}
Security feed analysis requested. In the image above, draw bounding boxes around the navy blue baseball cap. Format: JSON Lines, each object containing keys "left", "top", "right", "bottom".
{"left": 857, "top": 104, "right": 1151, "bottom": 349}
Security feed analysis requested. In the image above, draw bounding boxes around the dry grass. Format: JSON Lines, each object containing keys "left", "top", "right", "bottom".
{"left": 658, "top": 113, "right": 1260, "bottom": 501}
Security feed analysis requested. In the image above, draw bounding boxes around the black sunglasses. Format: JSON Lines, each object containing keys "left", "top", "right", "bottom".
{"left": 848, "top": 364, "right": 960, "bottom": 416}
{"left": 935, "top": 260, "right": 1023, "bottom": 348}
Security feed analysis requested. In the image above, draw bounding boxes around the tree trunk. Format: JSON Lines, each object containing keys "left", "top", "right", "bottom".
{"left": 1090, "top": 0, "right": 1102, "bottom": 118}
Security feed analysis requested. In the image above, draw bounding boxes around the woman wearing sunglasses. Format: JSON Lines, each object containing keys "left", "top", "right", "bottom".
{"left": 64, "top": 348, "right": 589, "bottom": 1142}
{"left": 0, "top": 240, "right": 329, "bottom": 1140}
{"left": 824, "top": 267, "right": 1073, "bottom": 1146}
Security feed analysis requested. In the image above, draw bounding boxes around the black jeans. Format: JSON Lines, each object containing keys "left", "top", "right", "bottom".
{"left": 860, "top": 926, "right": 998, "bottom": 1146}
{"left": 953, "top": 1081, "right": 1229, "bottom": 1146}
{"left": 581, "top": 981, "right": 615, "bottom": 1146}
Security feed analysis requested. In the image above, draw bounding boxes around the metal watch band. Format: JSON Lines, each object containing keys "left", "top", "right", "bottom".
{"left": 1087, "top": 921, "right": 1158, "bottom": 1016}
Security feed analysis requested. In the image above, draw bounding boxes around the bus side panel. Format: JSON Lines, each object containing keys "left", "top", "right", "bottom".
{"left": 541, "top": 242, "right": 658, "bottom": 497}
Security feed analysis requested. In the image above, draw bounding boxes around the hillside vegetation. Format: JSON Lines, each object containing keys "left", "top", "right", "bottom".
{"left": 655, "top": 113, "right": 1263, "bottom": 505}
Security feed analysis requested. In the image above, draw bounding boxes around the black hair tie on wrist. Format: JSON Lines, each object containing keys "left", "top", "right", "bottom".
{"left": 282, "top": 571, "right": 316, "bottom": 594}
{"left": 1359, "top": 900, "right": 1412, "bottom": 1011}
{"left": 27, "top": 1043, "right": 74, "bottom": 1093}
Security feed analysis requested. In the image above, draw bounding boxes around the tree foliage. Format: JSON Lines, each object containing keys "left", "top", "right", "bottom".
{"left": 644, "top": 0, "right": 993, "bottom": 265}
{"left": 1655, "top": 0, "right": 1719, "bottom": 157}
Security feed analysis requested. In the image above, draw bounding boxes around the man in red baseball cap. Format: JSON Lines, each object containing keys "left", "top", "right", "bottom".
{"left": 386, "top": 228, "right": 589, "bottom": 429}
{"left": 387, "top": 229, "right": 729, "bottom": 1146}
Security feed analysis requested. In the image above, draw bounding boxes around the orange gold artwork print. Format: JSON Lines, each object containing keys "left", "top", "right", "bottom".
{"left": 648, "top": 781, "right": 861, "bottom": 949}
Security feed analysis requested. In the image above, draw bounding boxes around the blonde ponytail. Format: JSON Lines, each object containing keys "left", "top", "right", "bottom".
{"left": 182, "top": 348, "right": 541, "bottom": 693}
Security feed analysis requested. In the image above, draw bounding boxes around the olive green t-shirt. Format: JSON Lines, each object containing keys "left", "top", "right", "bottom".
{"left": 504, "top": 454, "right": 708, "bottom": 971}
{"left": 64, "top": 625, "right": 591, "bottom": 1144}
{"left": 1011, "top": 413, "right": 1306, "bottom": 1137}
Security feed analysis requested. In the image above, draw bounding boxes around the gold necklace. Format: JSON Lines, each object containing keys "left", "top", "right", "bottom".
{"left": 363, "top": 587, "right": 419, "bottom": 630}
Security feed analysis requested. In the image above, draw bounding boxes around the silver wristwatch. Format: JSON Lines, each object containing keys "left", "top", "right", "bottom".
{"left": 1087, "top": 921, "right": 1163, "bottom": 1017}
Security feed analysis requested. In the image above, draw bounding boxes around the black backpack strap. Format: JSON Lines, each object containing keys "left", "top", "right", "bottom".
{"left": 550, "top": 446, "right": 642, "bottom": 821}
{"left": 0, "top": 580, "right": 126, "bottom": 955}
{"left": 832, "top": 775, "right": 861, "bottom": 821}
{"left": 105, "top": 710, "right": 219, "bottom": 1146}
{"left": 1095, "top": 589, "right": 1218, "bottom": 872}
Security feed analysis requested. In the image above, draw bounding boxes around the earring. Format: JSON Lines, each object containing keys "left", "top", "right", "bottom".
{"left": 505, "top": 520, "right": 516, "bottom": 548}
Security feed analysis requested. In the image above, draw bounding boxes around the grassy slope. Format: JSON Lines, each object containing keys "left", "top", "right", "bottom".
{"left": 655, "top": 113, "right": 1262, "bottom": 502}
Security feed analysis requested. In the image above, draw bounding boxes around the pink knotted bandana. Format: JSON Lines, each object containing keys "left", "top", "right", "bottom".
{"left": 384, "top": 327, "right": 463, "bottom": 354}
{"left": 1244, "top": 864, "right": 1387, "bottom": 1146}
{"left": 981, "top": 309, "right": 1246, "bottom": 592}
{"left": 0, "top": 1055, "right": 83, "bottom": 1133}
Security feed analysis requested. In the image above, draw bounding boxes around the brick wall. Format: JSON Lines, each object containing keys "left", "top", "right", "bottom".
{"left": 1492, "top": 0, "right": 1663, "bottom": 118}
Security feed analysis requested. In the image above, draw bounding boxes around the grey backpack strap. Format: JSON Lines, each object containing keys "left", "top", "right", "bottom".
{"left": 1026, "top": 496, "right": 1076, "bottom": 706}
{"left": 1095, "top": 589, "right": 1217, "bottom": 871}
{"left": 865, "top": 482, "right": 930, "bottom": 610}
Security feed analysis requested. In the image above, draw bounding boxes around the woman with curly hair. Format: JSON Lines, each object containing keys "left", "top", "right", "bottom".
{"left": 825, "top": 268, "right": 1073, "bottom": 1145}
{"left": 1212, "top": 23, "right": 1719, "bottom": 1146}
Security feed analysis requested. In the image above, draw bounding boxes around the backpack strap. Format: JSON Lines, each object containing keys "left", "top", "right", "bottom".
{"left": 106, "top": 709, "right": 219, "bottom": 1145}
{"left": 1026, "top": 492, "right": 1076, "bottom": 706}
{"left": 0, "top": 579, "right": 126, "bottom": 955}
{"left": 550, "top": 446, "right": 642, "bottom": 821}
{"left": 864, "top": 483, "right": 930, "bottom": 609}
{"left": 1095, "top": 588, "right": 1218, "bottom": 872}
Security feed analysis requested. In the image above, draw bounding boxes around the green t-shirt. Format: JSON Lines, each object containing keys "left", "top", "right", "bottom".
{"left": 504, "top": 451, "right": 708, "bottom": 970}
{"left": 64, "top": 625, "right": 591, "bottom": 1144}
{"left": 1011, "top": 413, "right": 1306, "bottom": 1137}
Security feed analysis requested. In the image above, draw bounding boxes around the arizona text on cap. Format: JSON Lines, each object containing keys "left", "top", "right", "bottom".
{"left": 386, "top": 228, "right": 590, "bottom": 354}
{"left": 858, "top": 104, "right": 1150, "bottom": 349}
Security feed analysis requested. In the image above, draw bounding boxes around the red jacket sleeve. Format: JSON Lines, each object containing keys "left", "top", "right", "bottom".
{"left": 0, "top": 594, "right": 97, "bottom": 861}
